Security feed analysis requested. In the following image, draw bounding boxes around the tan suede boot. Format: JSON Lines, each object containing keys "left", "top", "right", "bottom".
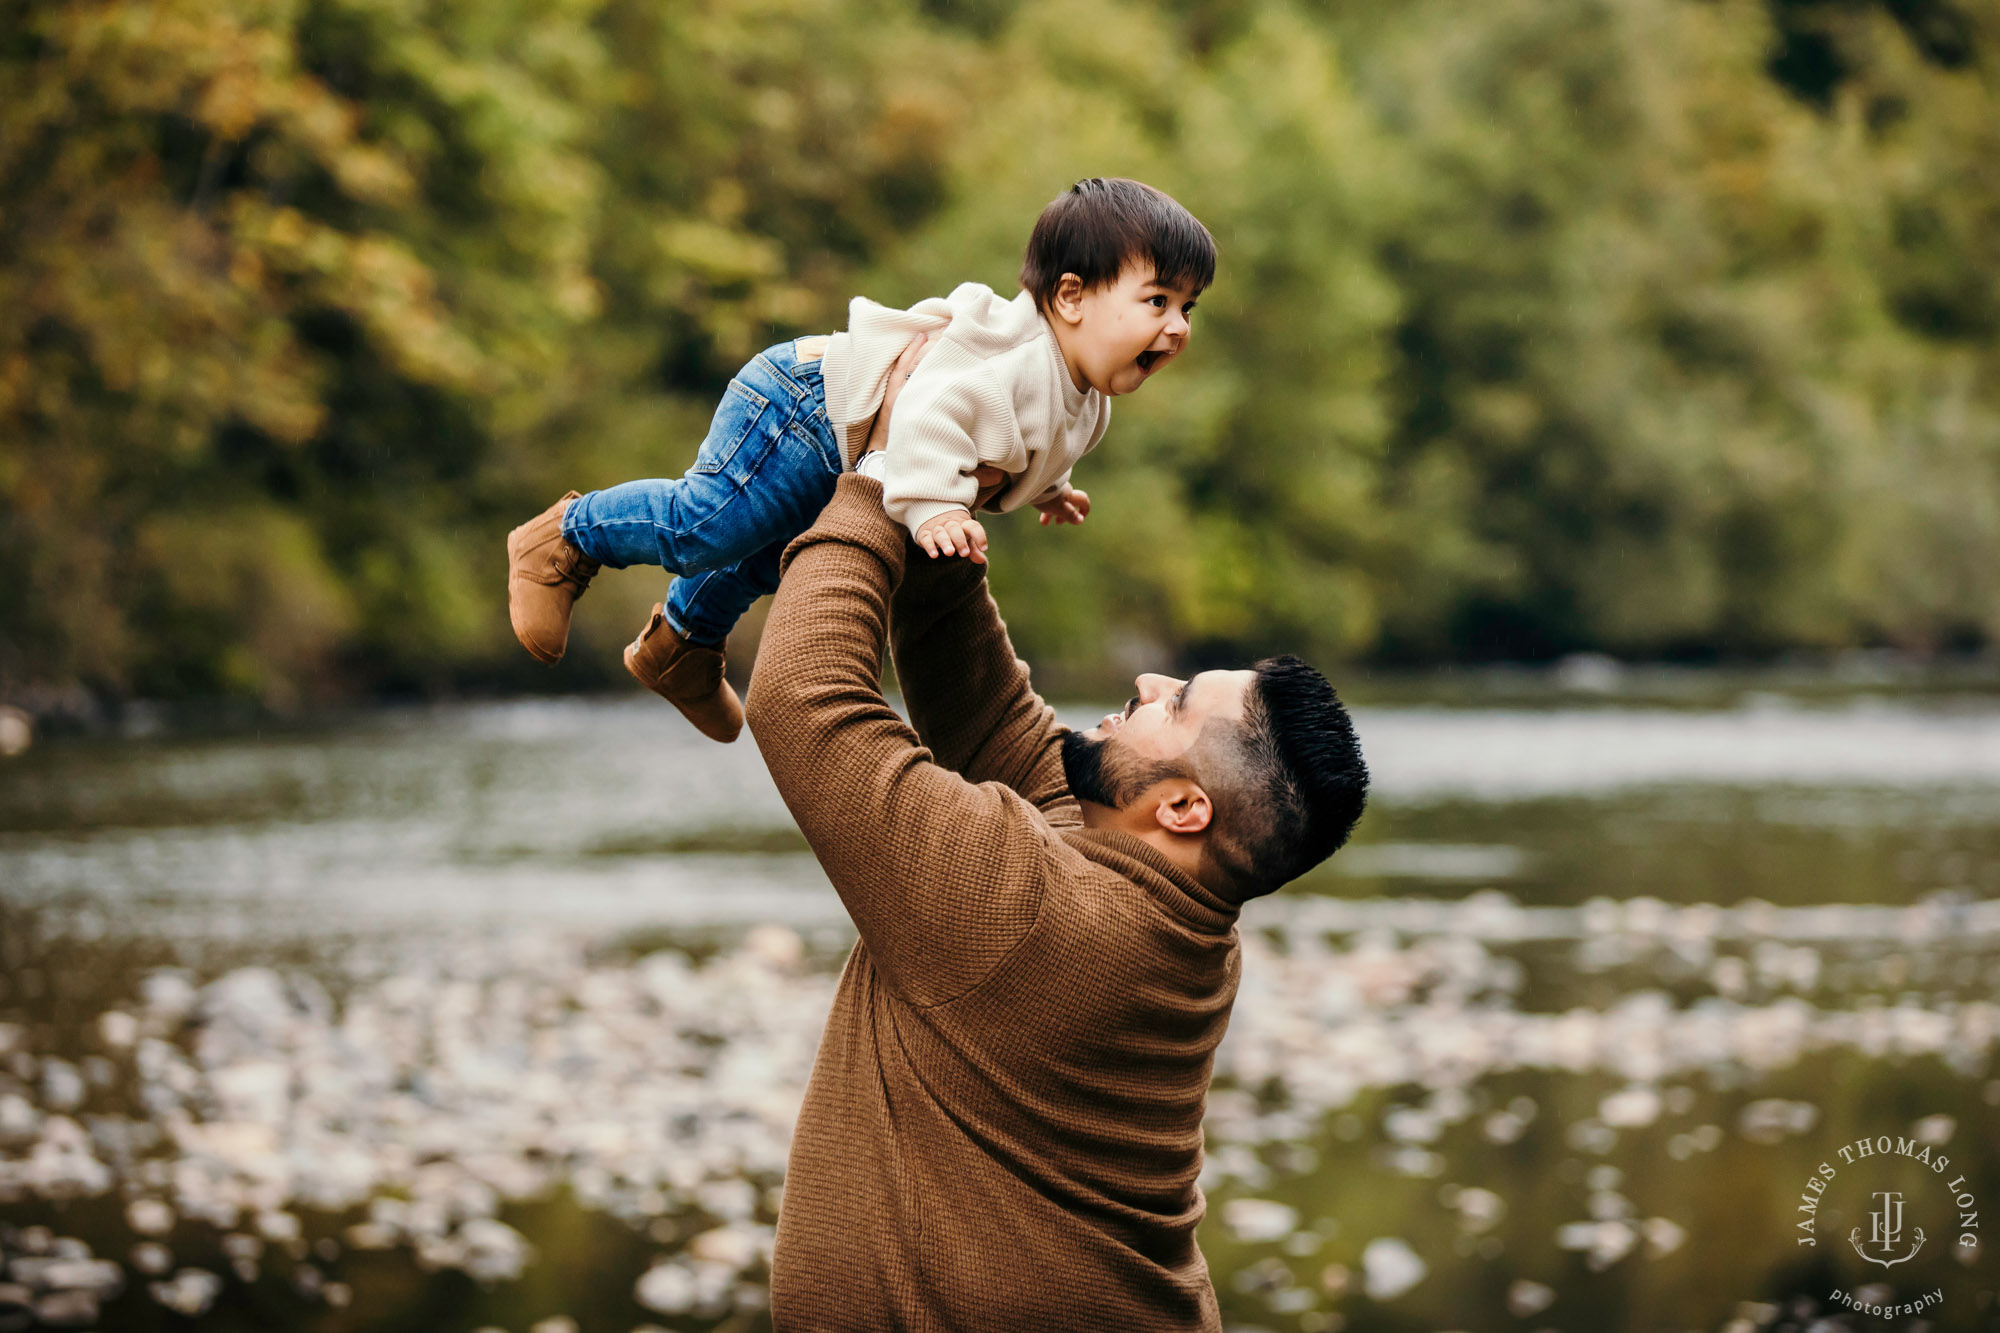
{"left": 507, "top": 491, "right": 601, "bottom": 665}
{"left": 624, "top": 604, "right": 744, "bottom": 743}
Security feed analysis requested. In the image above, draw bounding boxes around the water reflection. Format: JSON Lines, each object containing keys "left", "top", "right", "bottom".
{"left": 1, "top": 698, "right": 1997, "bottom": 1332}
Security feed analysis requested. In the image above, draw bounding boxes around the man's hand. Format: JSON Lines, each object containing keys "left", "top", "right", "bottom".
{"left": 970, "top": 463, "right": 1008, "bottom": 510}
{"left": 1033, "top": 486, "right": 1090, "bottom": 526}
{"left": 914, "top": 509, "right": 989, "bottom": 563}
{"left": 864, "top": 332, "right": 936, "bottom": 455}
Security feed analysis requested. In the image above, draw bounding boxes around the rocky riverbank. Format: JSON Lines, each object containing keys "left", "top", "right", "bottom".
{"left": 3, "top": 891, "right": 1996, "bottom": 1328}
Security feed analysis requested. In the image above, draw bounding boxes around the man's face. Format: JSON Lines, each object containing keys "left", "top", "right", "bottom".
{"left": 1065, "top": 262, "right": 1200, "bottom": 398}
{"left": 1062, "top": 670, "right": 1254, "bottom": 809}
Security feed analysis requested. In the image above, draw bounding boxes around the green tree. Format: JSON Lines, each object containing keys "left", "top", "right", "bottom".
{"left": 1314, "top": 0, "right": 2000, "bottom": 659}
{"left": 5, "top": 0, "right": 1999, "bottom": 707}
{"left": 865, "top": 0, "right": 1409, "bottom": 687}
{"left": 0, "top": 0, "right": 961, "bottom": 701}
{"left": 0, "top": 0, "right": 605, "bottom": 700}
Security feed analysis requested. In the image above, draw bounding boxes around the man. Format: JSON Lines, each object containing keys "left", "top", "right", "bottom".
{"left": 744, "top": 338, "right": 1368, "bottom": 1331}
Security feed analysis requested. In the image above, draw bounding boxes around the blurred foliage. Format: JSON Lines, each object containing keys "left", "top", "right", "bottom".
{"left": 1, "top": 0, "right": 1997, "bottom": 702}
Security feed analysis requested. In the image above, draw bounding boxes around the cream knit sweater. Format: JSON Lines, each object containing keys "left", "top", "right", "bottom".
{"left": 819, "top": 282, "right": 1111, "bottom": 535}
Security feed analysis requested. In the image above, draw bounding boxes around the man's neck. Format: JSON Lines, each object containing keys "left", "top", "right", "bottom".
{"left": 1077, "top": 799, "right": 1211, "bottom": 887}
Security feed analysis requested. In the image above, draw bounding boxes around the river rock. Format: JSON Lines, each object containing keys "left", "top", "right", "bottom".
{"left": 126, "top": 1197, "right": 174, "bottom": 1236}
{"left": 150, "top": 1268, "right": 222, "bottom": 1316}
{"left": 1360, "top": 1236, "right": 1427, "bottom": 1300}
{"left": 32, "top": 1289, "right": 96, "bottom": 1327}
{"left": 1221, "top": 1198, "right": 1298, "bottom": 1244}
{"left": 130, "top": 1242, "right": 173, "bottom": 1275}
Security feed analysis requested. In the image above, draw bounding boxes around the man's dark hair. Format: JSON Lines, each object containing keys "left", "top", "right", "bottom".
{"left": 1020, "top": 178, "right": 1216, "bottom": 315}
{"left": 1197, "top": 656, "right": 1367, "bottom": 900}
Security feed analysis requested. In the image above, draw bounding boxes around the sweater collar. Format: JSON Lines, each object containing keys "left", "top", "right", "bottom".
{"left": 1062, "top": 828, "right": 1239, "bottom": 934}
{"left": 1039, "top": 313, "right": 1091, "bottom": 418}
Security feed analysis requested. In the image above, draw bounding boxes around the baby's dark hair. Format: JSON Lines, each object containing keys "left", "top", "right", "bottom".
{"left": 1020, "top": 178, "right": 1216, "bottom": 315}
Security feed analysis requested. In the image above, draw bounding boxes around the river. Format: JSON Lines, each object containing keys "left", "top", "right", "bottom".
{"left": 1, "top": 694, "right": 1996, "bottom": 1331}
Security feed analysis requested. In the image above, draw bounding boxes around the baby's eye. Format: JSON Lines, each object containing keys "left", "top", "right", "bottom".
{"left": 1148, "top": 295, "right": 1167, "bottom": 308}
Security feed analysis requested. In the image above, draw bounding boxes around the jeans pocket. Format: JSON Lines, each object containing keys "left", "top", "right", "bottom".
{"left": 689, "top": 378, "right": 773, "bottom": 477}
{"left": 801, "top": 415, "right": 843, "bottom": 475}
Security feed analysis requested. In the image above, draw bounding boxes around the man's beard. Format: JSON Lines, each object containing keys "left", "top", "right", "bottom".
{"left": 1061, "top": 728, "right": 1188, "bottom": 809}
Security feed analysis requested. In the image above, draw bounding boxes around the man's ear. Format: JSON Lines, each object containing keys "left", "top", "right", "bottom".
{"left": 1051, "top": 273, "right": 1087, "bottom": 325}
{"left": 1150, "top": 779, "right": 1213, "bottom": 836}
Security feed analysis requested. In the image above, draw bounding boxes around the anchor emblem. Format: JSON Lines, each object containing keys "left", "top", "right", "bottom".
{"left": 1849, "top": 1191, "right": 1926, "bottom": 1269}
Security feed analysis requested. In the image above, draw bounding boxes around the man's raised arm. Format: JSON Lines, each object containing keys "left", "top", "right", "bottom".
{"left": 863, "top": 330, "right": 1074, "bottom": 824}
{"left": 743, "top": 474, "right": 1051, "bottom": 1007}
{"left": 888, "top": 552, "right": 1076, "bottom": 827}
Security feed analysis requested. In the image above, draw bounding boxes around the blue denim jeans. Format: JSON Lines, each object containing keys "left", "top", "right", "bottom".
{"left": 561, "top": 339, "right": 842, "bottom": 646}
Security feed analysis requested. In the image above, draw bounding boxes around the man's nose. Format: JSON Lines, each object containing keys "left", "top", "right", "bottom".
{"left": 1135, "top": 673, "right": 1184, "bottom": 703}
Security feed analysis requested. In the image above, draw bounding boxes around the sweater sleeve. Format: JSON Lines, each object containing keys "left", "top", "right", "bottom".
{"left": 889, "top": 543, "right": 1079, "bottom": 827}
{"left": 882, "top": 370, "right": 1009, "bottom": 535}
{"left": 744, "top": 475, "right": 1048, "bottom": 1006}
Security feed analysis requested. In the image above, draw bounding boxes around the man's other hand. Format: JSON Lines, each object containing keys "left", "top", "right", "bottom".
{"left": 864, "top": 332, "right": 936, "bottom": 454}
{"left": 971, "top": 464, "right": 1009, "bottom": 510}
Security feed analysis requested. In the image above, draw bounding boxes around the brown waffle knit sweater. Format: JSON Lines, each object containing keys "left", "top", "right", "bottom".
{"left": 744, "top": 475, "right": 1241, "bottom": 1332}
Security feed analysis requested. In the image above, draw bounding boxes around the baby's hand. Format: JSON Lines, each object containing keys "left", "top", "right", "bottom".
{"left": 915, "top": 509, "right": 989, "bottom": 563}
{"left": 1034, "top": 487, "right": 1090, "bottom": 527}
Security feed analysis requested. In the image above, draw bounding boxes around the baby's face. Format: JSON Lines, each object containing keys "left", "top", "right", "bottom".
{"left": 1063, "top": 261, "right": 1200, "bottom": 398}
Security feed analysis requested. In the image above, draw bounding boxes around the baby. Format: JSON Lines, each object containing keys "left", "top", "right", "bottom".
{"left": 506, "top": 177, "right": 1214, "bottom": 742}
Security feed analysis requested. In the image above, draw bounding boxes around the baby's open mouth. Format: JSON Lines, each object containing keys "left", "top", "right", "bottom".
{"left": 1136, "top": 350, "right": 1162, "bottom": 372}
